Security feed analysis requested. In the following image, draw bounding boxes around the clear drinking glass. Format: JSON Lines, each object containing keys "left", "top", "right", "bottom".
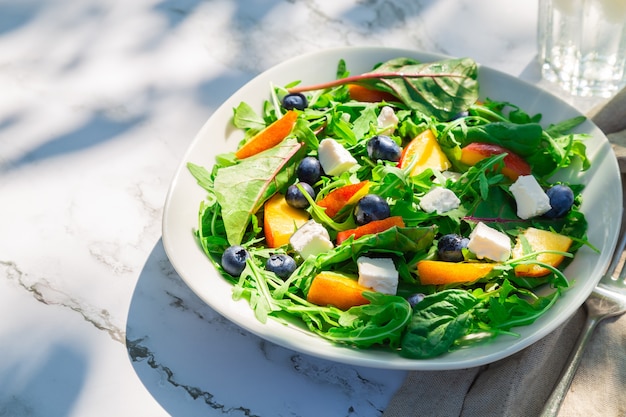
{"left": 538, "top": 0, "right": 626, "bottom": 98}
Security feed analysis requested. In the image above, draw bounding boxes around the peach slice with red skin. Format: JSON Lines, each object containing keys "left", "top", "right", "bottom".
{"left": 317, "top": 181, "right": 370, "bottom": 218}
{"left": 336, "top": 216, "right": 405, "bottom": 244}
{"left": 459, "top": 142, "right": 531, "bottom": 181}
{"left": 263, "top": 193, "right": 310, "bottom": 248}
{"left": 347, "top": 84, "right": 398, "bottom": 103}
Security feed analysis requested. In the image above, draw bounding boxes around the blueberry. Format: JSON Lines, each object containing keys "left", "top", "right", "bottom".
{"left": 544, "top": 184, "right": 575, "bottom": 218}
{"left": 354, "top": 194, "right": 390, "bottom": 225}
{"left": 407, "top": 293, "right": 425, "bottom": 307}
{"left": 282, "top": 93, "right": 308, "bottom": 110}
{"left": 285, "top": 183, "right": 316, "bottom": 209}
{"left": 221, "top": 245, "right": 249, "bottom": 276}
{"left": 266, "top": 254, "right": 297, "bottom": 279}
{"left": 449, "top": 110, "right": 469, "bottom": 121}
{"left": 366, "top": 135, "right": 402, "bottom": 162}
{"left": 297, "top": 156, "right": 322, "bottom": 185}
{"left": 437, "top": 234, "right": 469, "bottom": 262}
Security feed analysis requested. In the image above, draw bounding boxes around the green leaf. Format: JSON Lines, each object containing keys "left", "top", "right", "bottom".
{"left": 317, "top": 226, "right": 437, "bottom": 270}
{"left": 319, "top": 292, "right": 412, "bottom": 348}
{"left": 187, "top": 162, "right": 214, "bottom": 192}
{"left": 361, "top": 57, "right": 479, "bottom": 120}
{"left": 232, "top": 101, "right": 266, "bottom": 130}
{"left": 400, "top": 289, "right": 481, "bottom": 359}
{"left": 290, "top": 57, "right": 479, "bottom": 121}
{"left": 545, "top": 115, "right": 586, "bottom": 137}
{"left": 214, "top": 138, "right": 306, "bottom": 245}
{"left": 452, "top": 122, "right": 544, "bottom": 156}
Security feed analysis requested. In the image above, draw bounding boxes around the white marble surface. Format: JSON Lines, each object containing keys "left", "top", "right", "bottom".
{"left": 0, "top": 1, "right": 605, "bottom": 416}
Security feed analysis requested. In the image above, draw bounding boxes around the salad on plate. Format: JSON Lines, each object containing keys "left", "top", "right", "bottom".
{"left": 187, "top": 56, "right": 593, "bottom": 359}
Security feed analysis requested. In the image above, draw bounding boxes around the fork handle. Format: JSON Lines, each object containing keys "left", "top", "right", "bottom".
{"left": 539, "top": 316, "right": 599, "bottom": 417}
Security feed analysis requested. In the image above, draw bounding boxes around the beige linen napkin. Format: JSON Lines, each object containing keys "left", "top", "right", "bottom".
{"left": 383, "top": 88, "right": 626, "bottom": 417}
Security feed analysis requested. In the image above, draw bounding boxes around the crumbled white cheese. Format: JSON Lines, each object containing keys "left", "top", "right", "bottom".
{"left": 432, "top": 171, "right": 462, "bottom": 186}
{"left": 419, "top": 187, "right": 461, "bottom": 214}
{"left": 317, "top": 138, "right": 358, "bottom": 176}
{"left": 443, "top": 171, "right": 462, "bottom": 182}
{"left": 289, "top": 220, "right": 333, "bottom": 259}
{"left": 468, "top": 222, "right": 511, "bottom": 262}
{"left": 509, "top": 175, "right": 552, "bottom": 219}
{"left": 377, "top": 106, "right": 399, "bottom": 135}
{"left": 357, "top": 256, "right": 398, "bottom": 295}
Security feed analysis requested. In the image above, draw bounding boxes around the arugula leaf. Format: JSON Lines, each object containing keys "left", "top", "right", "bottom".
{"left": 232, "top": 101, "right": 266, "bottom": 130}
{"left": 187, "top": 162, "right": 214, "bottom": 192}
{"left": 232, "top": 260, "right": 277, "bottom": 323}
{"left": 214, "top": 138, "right": 306, "bottom": 245}
{"left": 319, "top": 292, "right": 412, "bottom": 348}
{"left": 545, "top": 115, "right": 586, "bottom": 137}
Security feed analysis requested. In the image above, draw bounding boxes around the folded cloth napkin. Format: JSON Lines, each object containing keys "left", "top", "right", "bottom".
{"left": 383, "top": 87, "right": 626, "bottom": 417}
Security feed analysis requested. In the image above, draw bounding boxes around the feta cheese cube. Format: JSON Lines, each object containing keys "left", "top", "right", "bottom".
{"left": 509, "top": 175, "right": 551, "bottom": 219}
{"left": 377, "top": 106, "right": 399, "bottom": 135}
{"left": 289, "top": 220, "right": 333, "bottom": 259}
{"left": 468, "top": 222, "right": 511, "bottom": 262}
{"left": 419, "top": 187, "right": 461, "bottom": 214}
{"left": 318, "top": 138, "right": 358, "bottom": 176}
{"left": 357, "top": 257, "right": 398, "bottom": 295}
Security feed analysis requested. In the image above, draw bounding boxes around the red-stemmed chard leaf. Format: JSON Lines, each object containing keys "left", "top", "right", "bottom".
{"left": 214, "top": 138, "right": 306, "bottom": 245}
{"left": 289, "top": 57, "right": 479, "bottom": 121}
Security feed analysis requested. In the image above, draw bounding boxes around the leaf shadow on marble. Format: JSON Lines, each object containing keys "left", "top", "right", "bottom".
{"left": 153, "top": 0, "right": 205, "bottom": 28}
{"left": 0, "top": 2, "right": 42, "bottom": 36}
{"left": 0, "top": 344, "right": 87, "bottom": 417}
{"left": 1, "top": 110, "right": 145, "bottom": 173}
{"left": 125, "top": 239, "right": 400, "bottom": 417}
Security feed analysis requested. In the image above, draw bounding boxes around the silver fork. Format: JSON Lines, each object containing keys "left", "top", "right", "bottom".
{"left": 539, "top": 230, "right": 626, "bottom": 417}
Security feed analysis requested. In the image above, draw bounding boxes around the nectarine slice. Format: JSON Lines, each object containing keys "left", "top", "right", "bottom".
{"left": 235, "top": 110, "right": 298, "bottom": 159}
{"left": 512, "top": 227, "right": 573, "bottom": 277}
{"left": 263, "top": 193, "right": 310, "bottom": 248}
{"left": 307, "top": 271, "right": 370, "bottom": 310}
{"left": 459, "top": 142, "right": 531, "bottom": 181}
{"left": 417, "top": 260, "right": 495, "bottom": 285}
{"left": 317, "top": 181, "right": 370, "bottom": 218}
{"left": 336, "top": 216, "right": 405, "bottom": 244}
{"left": 398, "top": 129, "right": 452, "bottom": 177}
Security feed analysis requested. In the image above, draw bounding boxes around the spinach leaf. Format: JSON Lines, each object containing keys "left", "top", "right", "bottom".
{"left": 451, "top": 122, "right": 544, "bottom": 156}
{"left": 317, "top": 226, "right": 437, "bottom": 269}
{"left": 214, "top": 138, "right": 306, "bottom": 245}
{"left": 400, "top": 289, "right": 481, "bottom": 359}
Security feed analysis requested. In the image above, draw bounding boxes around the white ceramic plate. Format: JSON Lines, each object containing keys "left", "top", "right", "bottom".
{"left": 162, "top": 47, "right": 622, "bottom": 370}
